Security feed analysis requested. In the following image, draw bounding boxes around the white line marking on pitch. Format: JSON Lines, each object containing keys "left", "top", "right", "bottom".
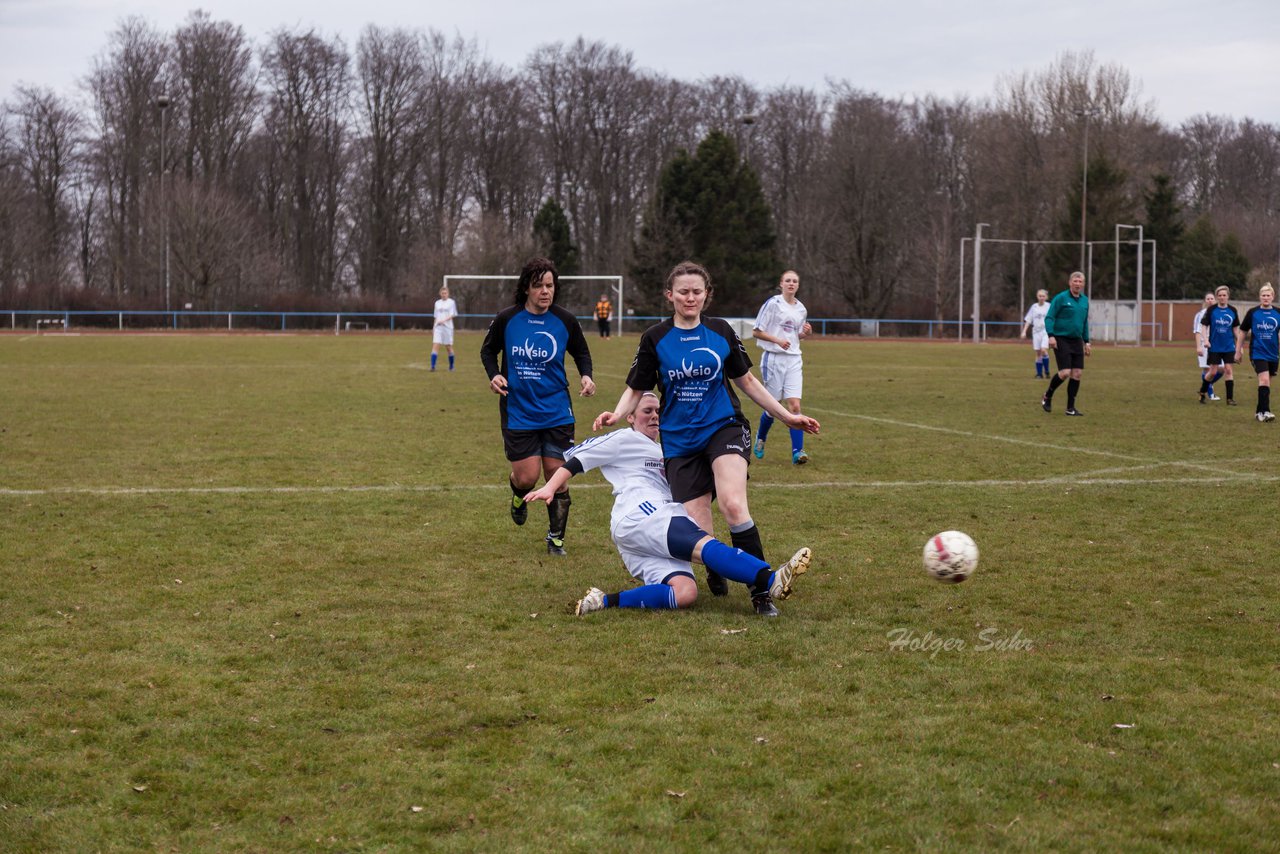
{"left": 4, "top": 473, "right": 1277, "bottom": 498}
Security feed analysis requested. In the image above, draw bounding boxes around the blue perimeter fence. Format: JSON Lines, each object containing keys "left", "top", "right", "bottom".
{"left": 1, "top": 309, "right": 1165, "bottom": 341}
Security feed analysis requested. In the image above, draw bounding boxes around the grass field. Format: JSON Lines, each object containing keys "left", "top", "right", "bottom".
{"left": 2, "top": 331, "right": 1277, "bottom": 851}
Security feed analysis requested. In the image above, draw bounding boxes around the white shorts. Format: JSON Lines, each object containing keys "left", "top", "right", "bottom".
{"left": 1031, "top": 330, "right": 1049, "bottom": 350}
{"left": 433, "top": 325, "right": 454, "bottom": 346}
{"left": 1197, "top": 349, "right": 1208, "bottom": 369}
{"left": 612, "top": 501, "right": 697, "bottom": 586}
{"left": 759, "top": 351, "right": 803, "bottom": 400}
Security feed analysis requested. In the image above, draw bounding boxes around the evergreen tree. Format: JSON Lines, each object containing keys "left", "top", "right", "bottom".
{"left": 1142, "top": 173, "right": 1186, "bottom": 295}
{"left": 532, "top": 198, "right": 579, "bottom": 276}
{"left": 1178, "top": 216, "right": 1250, "bottom": 294}
{"left": 1045, "top": 153, "right": 1131, "bottom": 290}
{"left": 631, "top": 130, "right": 779, "bottom": 315}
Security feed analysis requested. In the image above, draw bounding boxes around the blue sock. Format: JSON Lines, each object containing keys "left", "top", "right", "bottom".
{"left": 614, "top": 585, "right": 677, "bottom": 609}
{"left": 757, "top": 412, "right": 774, "bottom": 442}
{"left": 430, "top": 353, "right": 437, "bottom": 370}
{"left": 790, "top": 428, "right": 804, "bottom": 453}
{"left": 700, "top": 539, "right": 771, "bottom": 587}
{"left": 448, "top": 354, "right": 455, "bottom": 370}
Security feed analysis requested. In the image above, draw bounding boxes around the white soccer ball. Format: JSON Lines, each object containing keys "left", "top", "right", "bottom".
{"left": 922, "top": 531, "right": 978, "bottom": 583}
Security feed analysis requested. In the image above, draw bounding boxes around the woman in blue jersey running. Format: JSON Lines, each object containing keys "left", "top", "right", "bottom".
{"left": 481, "top": 257, "right": 595, "bottom": 556}
{"left": 593, "top": 261, "right": 820, "bottom": 616}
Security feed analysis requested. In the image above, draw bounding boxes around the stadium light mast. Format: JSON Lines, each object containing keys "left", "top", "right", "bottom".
{"left": 971, "top": 223, "right": 989, "bottom": 343}
{"left": 1074, "top": 105, "right": 1101, "bottom": 276}
{"left": 157, "top": 92, "right": 172, "bottom": 314}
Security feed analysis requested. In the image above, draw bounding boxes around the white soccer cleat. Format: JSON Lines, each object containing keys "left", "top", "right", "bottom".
{"left": 575, "top": 587, "right": 606, "bottom": 616}
{"left": 769, "top": 547, "right": 812, "bottom": 601}
{"left": 1265, "top": 411, "right": 1277, "bottom": 422}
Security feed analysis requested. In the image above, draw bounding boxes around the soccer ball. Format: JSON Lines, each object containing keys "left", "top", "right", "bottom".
{"left": 922, "top": 531, "right": 978, "bottom": 583}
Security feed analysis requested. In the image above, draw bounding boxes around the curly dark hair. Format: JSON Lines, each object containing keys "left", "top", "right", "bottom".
{"left": 514, "top": 257, "right": 559, "bottom": 305}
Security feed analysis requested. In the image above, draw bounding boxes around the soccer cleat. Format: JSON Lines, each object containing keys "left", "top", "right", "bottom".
{"left": 1041, "top": 395, "right": 1051, "bottom": 413}
{"left": 753, "top": 437, "right": 765, "bottom": 459}
{"left": 1227, "top": 399, "right": 1238, "bottom": 406}
{"left": 546, "top": 536, "right": 567, "bottom": 556}
{"left": 1257, "top": 412, "right": 1268, "bottom": 422}
{"left": 1064, "top": 408, "right": 1084, "bottom": 417}
{"left": 510, "top": 494, "right": 528, "bottom": 526}
{"left": 575, "top": 587, "right": 605, "bottom": 616}
{"left": 751, "top": 593, "right": 780, "bottom": 617}
{"left": 1266, "top": 412, "right": 1277, "bottom": 422}
{"left": 1208, "top": 392, "right": 1220, "bottom": 401}
{"left": 792, "top": 450, "right": 809, "bottom": 465}
{"left": 769, "top": 547, "right": 812, "bottom": 601}
{"left": 706, "top": 570, "right": 729, "bottom": 597}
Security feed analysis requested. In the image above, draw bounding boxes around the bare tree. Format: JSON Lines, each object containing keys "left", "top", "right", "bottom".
{"left": 86, "top": 16, "right": 169, "bottom": 300}
{"left": 173, "top": 11, "right": 258, "bottom": 185}
{"left": 260, "top": 28, "right": 352, "bottom": 294}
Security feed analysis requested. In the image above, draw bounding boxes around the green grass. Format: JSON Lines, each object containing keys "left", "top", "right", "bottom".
{"left": 1, "top": 331, "right": 1278, "bottom": 851}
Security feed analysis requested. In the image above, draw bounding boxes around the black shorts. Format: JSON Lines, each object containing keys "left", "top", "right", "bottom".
{"left": 1206, "top": 350, "right": 1235, "bottom": 366}
{"left": 665, "top": 421, "right": 752, "bottom": 504}
{"left": 502, "top": 423, "right": 574, "bottom": 462}
{"left": 1252, "top": 359, "right": 1279, "bottom": 376}
{"left": 1053, "top": 337, "right": 1086, "bottom": 372}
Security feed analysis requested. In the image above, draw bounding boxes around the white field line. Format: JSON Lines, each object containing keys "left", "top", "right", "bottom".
{"left": 3, "top": 471, "right": 1278, "bottom": 498}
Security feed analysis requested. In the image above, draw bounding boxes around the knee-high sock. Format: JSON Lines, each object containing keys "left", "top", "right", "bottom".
{"left": 430, "top": 353, "right": 437, "bottom": 369}
{"left": 548, "top": 492, "right": 570, "bottom": 540}
{"left": 1259, "top": 385, "right": 1270, "bottom": 413}
{"left": 790, "top": 427, "right": 805, "bottom": 453}
{"left": 610, "top": 586, "right": 677, "bottom": 609}
{"left": 448, "top": 354, "right": 454, "bottom": 370}
{"left": 1067, "top": 378, "right": 1080, "bottom": 408}
{"left": 757, "top": 412, "right": 775, "bottom": 442}
{"left": 1226, "top": 380, "right": 1234, "bottom": 401}
{"left": 1045, "top": 374, "right": 1065, "bottom": 399}
{"left": 700, "top": 539, "right": 772, "bottom": 589}
{"left": 728, "top": 522, "right": 772, "bottom": 593}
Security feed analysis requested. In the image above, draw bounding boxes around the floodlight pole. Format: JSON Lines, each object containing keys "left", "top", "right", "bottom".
{"left": 971, "top": 223, "right": 989, "bottom": 343}
{"left": 157, "top": 93, "right": 172, "bottom": 313}
{"left": 1074, "top": 106, "right": 1101, "bottom": 274}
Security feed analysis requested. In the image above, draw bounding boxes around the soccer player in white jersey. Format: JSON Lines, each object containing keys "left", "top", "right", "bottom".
{"left": 1192, "top": 292, "right": 1219, "bottom": 401}
{"left": 432, "top": 286, "right": 458, "bottom": 371}
{"left": 1020, "top": 289, "right": 1051, "bottom": 378}
{"left": 526, "top": 393, "right": 811, "bottom": 616}
{"left": 751, "top": 270, "right": 814, "bottom": 464}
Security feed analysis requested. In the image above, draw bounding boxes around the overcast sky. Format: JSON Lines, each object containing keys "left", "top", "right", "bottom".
{"left": 3, "top": 0, "right": 1278, "bottom": 125}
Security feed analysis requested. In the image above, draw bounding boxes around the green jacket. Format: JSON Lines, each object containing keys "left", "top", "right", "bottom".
{"left": 1045, "top": 289, "right": 1089, "bottom": 342}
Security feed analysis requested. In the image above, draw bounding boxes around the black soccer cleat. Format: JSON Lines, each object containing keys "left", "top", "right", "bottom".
{"left": 1041, "top": 394, "right": 1051, "bottom": 413}
{"left": 706, "top": 570, "right": 729, "bottom": 596}
{"left": 511, "top": 494, "right": 528, "bottom": 526}
{"left": 751, "top": 593, "right": 780, "bottom": 617}
{"left": 546, "top": 536, "right": 566, "bottom": 556}
{"left": 1226, "top": 399, "right": 1238, "bottom": 406}
{"left": 1065, "top": 408, "right": 1084, "bottom": 417}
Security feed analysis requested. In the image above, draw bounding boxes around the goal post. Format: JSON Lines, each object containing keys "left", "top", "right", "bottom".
{"left": 442, "top": 274, "right": 626, "bottom": 334}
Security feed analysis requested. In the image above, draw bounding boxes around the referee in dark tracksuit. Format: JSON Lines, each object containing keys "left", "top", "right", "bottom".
{"left": 1041, "top": 271, "right": 1091, "bottom": 417}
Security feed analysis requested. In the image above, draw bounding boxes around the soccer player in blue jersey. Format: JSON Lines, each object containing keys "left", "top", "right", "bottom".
{"left": 1237, "top": 283, "right": 1279, "bottom": 422}
{"left": 1041, "top": 271, "right": 1091, "bottom": 416}
{"left": 525, "top": 393, "right": 812, "bottom": 616}
{"left": 1199, "top": 285, "right": 1241, "bottom": 406}
{"left": 752, "top": 269, "right": 814, "bottom": 464}
{"left": 480, "top": 257, "right": 595, "bottom": 555}
{"left": 593, "top": 261, "right": 820, "bottom": 616}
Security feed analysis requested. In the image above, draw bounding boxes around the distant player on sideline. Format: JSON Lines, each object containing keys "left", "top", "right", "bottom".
{"left": 594, "top": 293, "right": 613, "bottom": 338}
{"left": 431, "top": 286, "right": 457, "bottom": 371}
{"left": 1199, "top": 285, "right": 1241, "bottom": 406}
{"left": 752, "top": 269, "right": 814, "bottom": 464}
{"left": 1020, "top": 289, "right": 1051, "bottom": 378}
{"left": 1041, "top": 271, "right": 1091, "bottom": 417}
{"left": 526, "top": 392, "right": 811, "bottom": 616}
{"left": 480, "top": 257, "right": 595, "bottom": 555}
{"left": 1236, "top": 283, "right": 1279, "bottom": 422}
{"left": 1192, "top": 292, "right": 1219, "bottom": 401}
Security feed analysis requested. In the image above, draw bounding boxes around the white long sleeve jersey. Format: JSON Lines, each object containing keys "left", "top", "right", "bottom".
{"left": 564, "top": 428, "right": 674, "bottom": 533}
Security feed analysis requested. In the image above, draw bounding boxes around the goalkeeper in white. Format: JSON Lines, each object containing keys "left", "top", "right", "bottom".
{"left": 526, "top": 392, "right": 811, "bottom": 616}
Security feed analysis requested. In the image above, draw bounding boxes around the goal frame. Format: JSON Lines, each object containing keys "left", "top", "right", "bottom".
{"left": 442, "top": 274, "right": 626, "bottom": 334}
